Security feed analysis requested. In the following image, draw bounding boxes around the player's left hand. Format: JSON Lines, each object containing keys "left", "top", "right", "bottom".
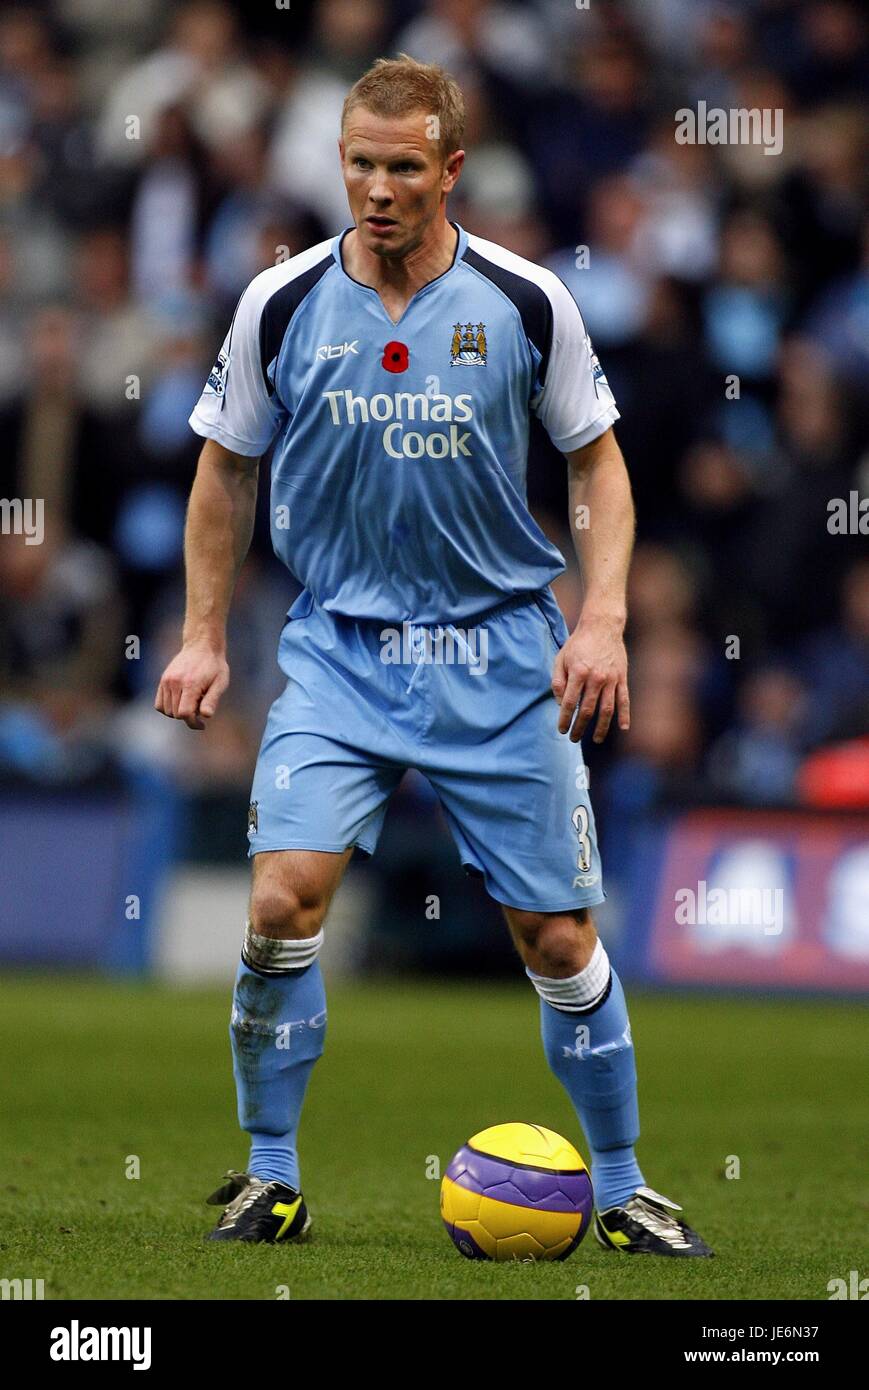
{"left": 551, "top": 613, "right": 630, "bottom": 744}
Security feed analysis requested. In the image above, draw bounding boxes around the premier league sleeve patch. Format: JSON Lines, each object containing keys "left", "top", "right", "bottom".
{"left": 586, "top": 333, "right": 609, "bottom": 399}
{"left": 204, "top": 347, "right": 230, "bottom": 397}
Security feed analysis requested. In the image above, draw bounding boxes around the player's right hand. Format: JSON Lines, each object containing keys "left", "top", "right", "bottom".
{"left": 155, "top": 640, "right": 230, "bottom": 731}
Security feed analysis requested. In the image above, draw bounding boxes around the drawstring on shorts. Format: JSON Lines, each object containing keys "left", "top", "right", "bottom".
{"left": 404, "top": 622, "right": 482, "bottom": 695}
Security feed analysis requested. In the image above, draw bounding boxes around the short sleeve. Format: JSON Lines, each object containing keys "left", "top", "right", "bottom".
{"left": 188, "top": 276, "right": 285, "bottom": 458}
{"left": 532, "top": 273, "right": 620, "bottom": 453}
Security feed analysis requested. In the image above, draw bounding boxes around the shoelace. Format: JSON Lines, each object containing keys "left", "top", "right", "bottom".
{"left": 626, "top": 1194, "right": 691, "bottom": 1247}
{"left": 217, "top": 1177, "right": 272, "bottom": 1229}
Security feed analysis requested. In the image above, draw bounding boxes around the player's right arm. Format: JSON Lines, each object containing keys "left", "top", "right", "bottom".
{"left": 157, "top": 268, "right": 287, "bottom": 729}
{"left": 155, "top": 439, "right": 259, "bottom": 730}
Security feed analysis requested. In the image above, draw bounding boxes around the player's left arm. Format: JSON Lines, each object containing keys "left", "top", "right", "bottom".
{"left": 554, "top": 427, "right": 635, "bottom": 744}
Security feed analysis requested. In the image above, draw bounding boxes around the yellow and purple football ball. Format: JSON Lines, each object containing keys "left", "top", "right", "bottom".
{"left": 440, "top": 1122, "right": 593, "bottom": 1261}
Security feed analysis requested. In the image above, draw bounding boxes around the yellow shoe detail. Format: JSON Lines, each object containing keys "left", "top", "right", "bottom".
{"left": 601, "top": 1223, "right": 631, "bottom": 1248}
{"left": 271, "top": 1198, "right": 302, "bottom": 1240}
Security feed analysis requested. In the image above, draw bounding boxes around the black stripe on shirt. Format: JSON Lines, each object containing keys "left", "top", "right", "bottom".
{"left": 258, "top": 254, "right": 335, "bottom": 393}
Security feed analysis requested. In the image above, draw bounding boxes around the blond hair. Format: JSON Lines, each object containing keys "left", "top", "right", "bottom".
{"left": 341, "top": 53, "right": 465, "bottom": 164}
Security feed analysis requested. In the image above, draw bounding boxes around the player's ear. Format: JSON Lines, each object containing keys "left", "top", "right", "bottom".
{"left": 443, "top": 149, "right": 464, "bottom": 192}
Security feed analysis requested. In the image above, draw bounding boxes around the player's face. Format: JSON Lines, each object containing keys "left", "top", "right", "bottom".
{"left": 339, "top": 108, "right": 463, "bottom": 259}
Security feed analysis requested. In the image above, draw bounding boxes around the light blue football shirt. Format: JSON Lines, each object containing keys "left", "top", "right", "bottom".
{"left": 189, "top": 221, "right": 619, "bottom": 624}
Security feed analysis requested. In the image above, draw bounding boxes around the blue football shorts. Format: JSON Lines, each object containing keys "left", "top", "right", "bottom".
{"left": 246, "top": 585, "right": 605, "bottom": 913}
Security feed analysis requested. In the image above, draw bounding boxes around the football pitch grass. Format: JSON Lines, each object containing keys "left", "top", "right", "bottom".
{"left": 2, "top": 974, "right": 866, "bottom": 1301}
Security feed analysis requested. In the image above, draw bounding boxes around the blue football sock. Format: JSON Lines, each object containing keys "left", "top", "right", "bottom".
{"left": 248, "top": 1131, "right": 296, "bottom": 1188}
{"left": 539, "top": 970, "right": 644, "bottom": 1211}
{"left": 230, "top": 957, "right": 326, "bottom": 1190}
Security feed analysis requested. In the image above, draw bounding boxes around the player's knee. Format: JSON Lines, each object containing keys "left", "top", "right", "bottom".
{"left": 248, "top": 883, "right": 327, "bottom": 939}
{"left": 535, "top": 918, "right": 590, "bottom": 974}
{"left": 510, "top": 908, "right": 596, "bottom": 974}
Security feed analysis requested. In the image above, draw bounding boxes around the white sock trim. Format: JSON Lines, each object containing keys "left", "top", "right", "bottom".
{"left": 242, "top": 921, "right": 324, "bottom": 973}
{"left": 526, "top": 939, "right": 610, "bottom": 1012}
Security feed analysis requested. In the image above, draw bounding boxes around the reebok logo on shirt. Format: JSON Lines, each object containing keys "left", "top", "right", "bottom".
{"left": 315, "top": 340, "right": 359, "bottom": 360}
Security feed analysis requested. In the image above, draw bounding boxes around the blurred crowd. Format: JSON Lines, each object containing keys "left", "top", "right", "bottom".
{"left": 0, "top": 0, "right": 867, "bottom": 831}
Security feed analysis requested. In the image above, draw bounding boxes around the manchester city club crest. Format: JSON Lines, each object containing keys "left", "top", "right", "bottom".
{"left": 450, "top": 322, "right": 487, "bottom": 366}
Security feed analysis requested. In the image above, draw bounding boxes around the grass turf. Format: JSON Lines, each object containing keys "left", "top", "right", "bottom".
{"left": 1, "top": 974, "right": 866, "bottom": 1300}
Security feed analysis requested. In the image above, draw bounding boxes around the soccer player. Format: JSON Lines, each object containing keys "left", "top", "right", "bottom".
{"left": 156, "top": 55, "right": 712, "bottom": 1258}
